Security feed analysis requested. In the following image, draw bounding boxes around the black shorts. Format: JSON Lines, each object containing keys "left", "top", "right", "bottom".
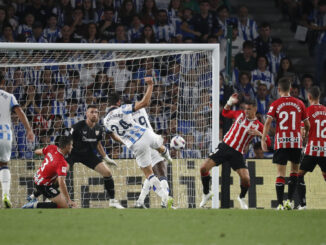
{"left": 273, "top": 148, "right": 302, "bottom": 165}
{"left": 208, "top": 142, "right": 247, "bottom": 171}
{"left": 66, "top": 152, "right": 102, "bottom": 170}
{"left": 300, "top": 155, "right": 326, "bottom": 172}
{"left": 35, "top": 184, "right": 60, "bottom": 199}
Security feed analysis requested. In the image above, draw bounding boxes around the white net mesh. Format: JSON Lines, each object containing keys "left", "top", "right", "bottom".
{"left": 1, "top": 46, "right": 215, "bottom": 208}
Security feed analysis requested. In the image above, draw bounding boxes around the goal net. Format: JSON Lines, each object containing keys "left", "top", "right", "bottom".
{"left": 0, "top": 43, "right": 219, "bottom": 208}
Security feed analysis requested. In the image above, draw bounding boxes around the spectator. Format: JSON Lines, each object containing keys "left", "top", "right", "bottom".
{"left": 25, "top": 0, "right": 47, "bottom": 24}
{"left": 70, "top": 7, "right": 87, "bottom": 42}
{"left": 234, "top": 71, "right": 255, "bottom": 101}
{"left": 43, "top": 14, "right": 61, "bottom": 43}
{"left": 215, "top": 4, "right": 233, "bottom": 39}
{"left": 99, "top": 7, "right": 117, "bottom": 41}
{"left": 180, "top": 8, "right": 199, "bottom": 41}
{"left": 89, "top": 70, "right": 111, "bottom": 98}
{"left": 52, "top": 0, "right": 74, "bottom": 27}
{"left": 220, "top": 23, "right": 244, "bottom": 60}
{"left": 66, "top": 70, "right": 84, "bottom": 102}
{"left": 182, "top": 0, "right": 200, "bottom": 14}
{"left": 0, "top": 24, "right": 15, "bottom": 42}
{"left": 80, "top": 63, "right": 98, "bottom": 88}
{"left": 81, "top": 22, "right": 100, "bottom": 43}
{"left": 109, "top": 24, "right": 129, "bottom": 43}
{"left": 33, "top": 99, "right": 54, "bottom": 139}
{"left": 52, "top": 64, "right": 69, "bottom": 85}
{"left": 266, "top": 38, "right": 286, "bottom": 75}
{"left": 117, "top": 0, "right": 137, "bottom": 28}
{"left": 56, "top": 25, "right": 78, "bottom": 43}
{"left": 234, "top": 40, "right": 257, "bottom": 72}
{"left": 107, "top": 60, "right": 132, "bottom": 93}
{"left": 51, "top": 84, "right": 66, "bottom": 116}
{"left": 254, "top": 22, "right": 272, "bottom": 57}
{"left": 26, "top": 21, "right": 48, "bottom": 43}
{"left": 82, "top": 0, "right": 99, "bottom": 24}
{"left": 39, "top": 69, "right": 53, "bottom": 101}
{"left": 290, "top": 83, "right": 306, "bottom": 104}
{"left": 180, "top": 134, "right": 202, "bottom": 158}
{"left": 251, "top": 56, "right": 275, "bottom": 93}
{"left": 127, "top": 14, "right": 144, "bottom": 42}
{"left": 149, "top": 100, "right": 168, "bottom": 132}
{"left": 253, "top": 141, "right": 264, "bottom": 158}
{"left": 299, "top": 73, "right": 314, "bottom": 101}
{"left": 153, "top": 9, "right": 179, "bottom": 43}
{"left": 141, "top": 0, "right": 158, "bottom": 26}
{"left": 21, "top": 84, "right": 41, "bottom": 120}
{"left": 16, "top": 12, "right": 35, "bottom": 41}
{"left": 0, "top": 6, "right": 8, "bottom": 37}
{"left": 236, "top": 5, "right": 259, "bottom": 41}
{"left": 221, "top": 56, "right": 240, "bottom": 86}
{"left": 63, "top": 98, "right": 83, "bottom": 129}
{"left": 6, "top": 5, "right": 18, "bottom": 32}
{"left": 133, "top": 57, "right": 163, "bottom": 85}
{"left": 255, "top": 83, "right": 271, "bottom": 118}
{"left": 167, "top": 0, "right": 183, "bottom": 34}
{"left": 122, "top": 80, "right": 139, "bottom": 103}
{"left": 276, "top": 57, "right": 300, "bottom": 85}
{"left": 186, "top": 0, "right": 218, "bottom": 42}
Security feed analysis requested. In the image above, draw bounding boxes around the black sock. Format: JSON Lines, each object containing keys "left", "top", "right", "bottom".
{"left": 297, "top": 175, "right": 306, "bottom": 206}
{"left": 36, "top": 202, "right": 58, "bottom": 208}
{"left": 239, "top": 185, "right": 249, "bottom": 198}
{"left": 104, "top": 176, "right": 115, "bottom": 199}
{"left": 276, "top": 177, "right": 285, "bottom": 205}
{"left": 201, "top": 175, "right": 211, "bottom": 195}
{"left": 287, "top": 173, "right": 298, "bottom": 201}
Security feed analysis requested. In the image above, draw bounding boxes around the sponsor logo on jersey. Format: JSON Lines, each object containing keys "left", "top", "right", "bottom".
{"left": 277, "top": 137, "right": 300, "bottom": 143}
{"left": 312, "top": 146, "right": 326, "bottom": 152}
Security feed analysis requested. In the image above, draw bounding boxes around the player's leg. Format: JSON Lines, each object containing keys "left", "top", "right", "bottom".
{"left": 235, "top": 168, "right": 250, "bottom": 209}
{"left": 156, "top": 145, "right": 172, "bottom": 164}
{"left": 153, "top": 161, "right": 171, "bottom": 208}
{"left": 297, "top": 169, "right": 307, "bottom": 209}
{"left": 199, "top": 158, "right": 216, "bottom": 208}
{"left": 0, "top": 139, "right": 12, "bottom": 208}
{"left": 94, "top": 162, "right": 124, "bottom": 209}
{"left": 273, "top": 149, "right": 288, "bottom": 210}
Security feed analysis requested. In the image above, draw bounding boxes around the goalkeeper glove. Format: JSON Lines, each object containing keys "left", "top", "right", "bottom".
{"left": 103, "top": 155, "right": 118, "bottom": 167}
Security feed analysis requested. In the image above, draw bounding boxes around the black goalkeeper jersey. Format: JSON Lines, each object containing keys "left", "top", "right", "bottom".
{"left": 70, "top": 120, "right": 103, "bottom": 155}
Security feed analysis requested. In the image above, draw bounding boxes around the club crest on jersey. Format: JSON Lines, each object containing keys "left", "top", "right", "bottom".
{"left": 62, "top": 167, "right": 67, "bottom": 173}
{"left": 95, "top": 130, "right": 99, "bottom": 136}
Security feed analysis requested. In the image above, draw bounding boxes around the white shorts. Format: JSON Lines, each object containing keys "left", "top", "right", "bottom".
{"left": 0, "top": 137, "right": 12, "bottom": 163}
{"left": 150, "top": 149, "right": 165, "bottom": 167}
{"left": 130, "top": 130, "right": 163, "bottom": 168}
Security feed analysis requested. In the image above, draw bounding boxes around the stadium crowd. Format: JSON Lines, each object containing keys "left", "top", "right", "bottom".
{"left": 0, "top": 0, "right": 325, "bottom": 160}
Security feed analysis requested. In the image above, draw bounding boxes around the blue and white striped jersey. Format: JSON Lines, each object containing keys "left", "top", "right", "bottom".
{"left": 0, "top": 89, "right": 19, "bottom": 139}
{"left": 104, "top": 104, "right": 147, "bottom": 148}
{"left": 266, "top": 51, "right": 286, "bottom": 75}
{"left": 43, "top": 27, "right": 62, "bottom": 43}
{"left": 237, "top": 18, "right": 258, "bottom": 41}
{"left": 132, "top": 108, "right": 153, "bottom": 130}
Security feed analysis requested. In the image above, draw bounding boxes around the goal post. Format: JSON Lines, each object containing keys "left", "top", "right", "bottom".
{"left": 0, "top": 43, "right": 220, "bottom": 208}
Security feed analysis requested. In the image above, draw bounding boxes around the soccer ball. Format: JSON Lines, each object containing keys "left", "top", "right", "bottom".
{"left": 170, "top": 136, "right": 186, "bottom": 150}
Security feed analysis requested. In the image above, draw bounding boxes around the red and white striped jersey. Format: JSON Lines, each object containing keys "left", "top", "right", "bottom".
{"left": 222, "top": 109, "right": 270, "bottom": 154}
{"left": 304, "top": 104, "right": 326, "bottom": 157}
{"left": 267, "top": 96, "right": 307, "bottom": 150}
{"left": 34, "top": 145, "right": 68, "bottom": 186}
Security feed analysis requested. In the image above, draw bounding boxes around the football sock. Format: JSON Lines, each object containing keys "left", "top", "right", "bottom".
{"left": 239, "top": 184, "right": 249, "bottom": 198}
{"left": 137, "top": 178, "right": 151, "bottom": 203}
{"left": 287, "top": 173, "right": 298, "bottom": 201}
{"left": 0, "top": 166, "right": 11, "bottom": 199}
{"left": 201, "top": 172, "right": 211, "bottom": 195}
{"left": 276, "top": 176, "right": 285, "bottom": 205}
{"left": 297, "top": 175, "right": 306, "bottom": 206}
{"left": 148, "top": 174, "right": 168, "bottom": 201}
{"left": 161, "top": 147, "right": 172, "bottom": 162}
{"left": 159, "top": 176, "right": 169, "bottom": 194}
{"left": 104, "top": 176, "right": 115, "bottom": 199}
{"left": 36, "top": 202, "right": 58, "bottom": 208}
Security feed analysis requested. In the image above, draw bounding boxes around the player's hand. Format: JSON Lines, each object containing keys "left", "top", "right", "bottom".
{"left": 26, "top": 129, "right": 35, "bottom": 142}
{"left": 144, "top": 77, "right": 153, "bottom": 86}
{"left": 68, "top": 200, "right": 77, "bottom": 208}
{"left": 227, "top": 93, "right": 238, "bottom": 106}
{"left": 248, "top": 129, "right": 261, "bottom": 137}
{"left": 261, "top": 140, "right": 268, "bottom": 152}
{"left": 103, "top": 155, "right": 118, "bottom": 167}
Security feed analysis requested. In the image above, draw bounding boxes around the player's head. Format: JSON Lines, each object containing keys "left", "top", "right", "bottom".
{"left": 86, "top": 104, "right": 99, "bottom": 123}
{"left": 58, "top": 135, "right": 73, "bottom": 154}
{"left": 308, "top": 86, "right": 320, "bottom": 103}
{"left": 277, "top": 77, "right": 291, "bottom": 94}
{"left": 108, "top": 92, "right": 121, "bottom": 106}
{"left": 244, "top": 98, "right": 257, "bottom": 119}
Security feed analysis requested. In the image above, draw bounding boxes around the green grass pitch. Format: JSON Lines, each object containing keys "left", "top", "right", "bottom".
{"left": 0, "top": 209, "right": 325, "bottom": 245}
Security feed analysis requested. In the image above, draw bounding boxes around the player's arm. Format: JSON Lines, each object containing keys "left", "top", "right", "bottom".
{"left": 134, "top": 77, "right": 153, "bottom": 111}
{"left": 303, "top": 118, "right": 310, "bottom": 140}
{"left": 97, "top": 141, "right": 118, "bottom": 166}
{"left": 57, "top": 176, "right": 76, "bottom": 208}
{"left": 109, "top": 132, "right": 123, "bottom": 144}
{"left": 261, "top": 116, "right": 273, "bottom": 151}
{"left": 13, "top": 106, "right": 34, "bottom": 142}
{"left": 249, "top": 124, "right": 272, "bottom": 147}
{"left": 34, "top": 148, "right": 44, "bottom": 155}
{"left": 222, "top": 93, "right": 241, "bottom": 118}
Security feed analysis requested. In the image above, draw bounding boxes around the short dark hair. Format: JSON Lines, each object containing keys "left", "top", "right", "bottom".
{"left": 308, "top": 86, "right": 320, "bottom": 100}
{"left": 271, "top": 38, "right": 282, "bottom": 45}
{"left": 244, "top": 98, "right": 257, "bottom": 107}
{"left": 243, "top": 40, "right": 254, "bottom": 49}
{"left": 108, "top": 92, "right": 121, "bottom": 106}
{"left": 260, "top": 22, "right": 271, "bottom": 29}
{"left": 58, "top": 135, "right": 72, "bottom": 149}
{"left": 87, "top": 104, "right": 98, "bottom": 110}
{"left": 278, "top": 77, "right": 291, "bottom": 92}
{"left": 253, "top": 141, "right": 262, "bottom": 150}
